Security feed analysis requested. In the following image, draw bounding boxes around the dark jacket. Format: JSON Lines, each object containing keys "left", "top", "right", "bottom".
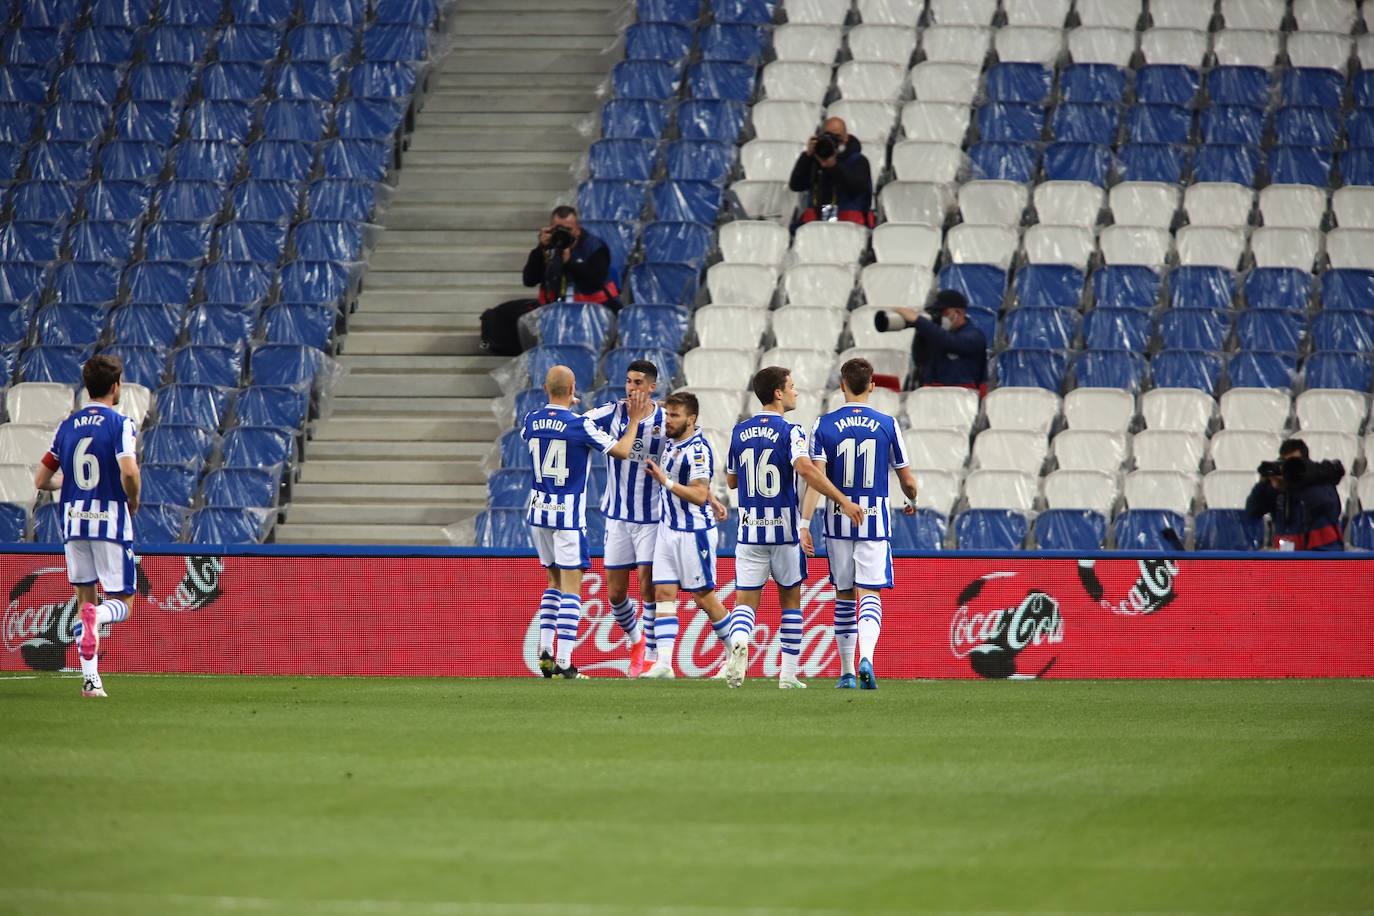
{"left": 522, "top": 230, "right": 619, "bottom": 305}
{"left": 912, "top": 316, "right": 988, "bottom": 388}
{"left": 1245, "top": 459, "right": 1346, "bottom": 551}
{"left": 788, "top": 135, "right": 874, "bottom": 227}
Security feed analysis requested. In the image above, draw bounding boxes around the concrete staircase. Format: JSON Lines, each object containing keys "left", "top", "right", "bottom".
{"left": 274, "top": 0, "right": 625, "bottom": 545}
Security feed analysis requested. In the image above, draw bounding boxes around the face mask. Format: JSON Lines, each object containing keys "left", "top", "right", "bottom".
{"left": 941, "top": 316, "right": 955, "bottom": 331}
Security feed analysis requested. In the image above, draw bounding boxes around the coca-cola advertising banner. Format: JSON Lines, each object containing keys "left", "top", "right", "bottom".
{"left": 3, "top": 550, "right": 1372, "bottom": 678}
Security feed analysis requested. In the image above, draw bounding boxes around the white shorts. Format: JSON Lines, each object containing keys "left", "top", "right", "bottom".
{"left": 65, "top": 539, "right": 137, "bottom": 595}
{"left": 531, "top": 526, "right": 590, "bottom": 570}
{"left": 735, "top": 542, "right": 807, "bottom": 590}
{"left": 604, "top": 518, "right": 657, "bottom": 569}
{"left": 652, "top": 527, "right": 716, "bottom": 593}
{"left": 825, "top": 538, "right": 893, "bottom": 591}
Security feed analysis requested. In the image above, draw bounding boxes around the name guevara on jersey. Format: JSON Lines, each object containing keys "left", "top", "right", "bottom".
{"left": 727, "top": 412, "right": 809, "bottom": 546}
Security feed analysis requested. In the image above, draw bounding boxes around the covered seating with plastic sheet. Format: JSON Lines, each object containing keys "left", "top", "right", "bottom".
{"left": 1295, "top": 389, "right": 1367, "bottom": 435}
{"left": 901, "top": 101, "right": 971, "bottom": 145}
{"left": 627, "top": 263, "right": 699, "bottom": 306}
{"left": 1042, "top": 468, "right": 1118, "bottom": 516}
{"left": 1235, "top": 308, "right": 1304, "bottom": 356}
{"left": 1107, "top": 182, "right": 1179, "bottom": 231}
{"left": 234, "top": 386, "right": 310, "bottom": 432}
{"left": 578, "top": 181, "right": 647, "bottom": 224}
{"left": 795, "top": 222, "right": 869, "bottom": 266}
{"left": 1332, "top": 188, "right": 1374, "bottom": 230}
{"left": 1150, "top": 350, "right": 1223, "bottom": 395}
{"left": 222, "top": 426, "right": 294, "bottom": 474}
{"left": 0, "top": 221, "right": 66, "bottom": 263}
{"left": 1193, "top": 509, "right": 1264, "bottom": 551}
{"left": 665, "top": 141, "right": 737, "bottom": 185}
{"left": 1243, "top": 268, "right": 1311, "bottom": 316}
{"left": 1201, "top": 470, "right": 1256, "bottom": 511}
{"left": 1311, "top": 312, "right": 1374, "bottom": 355}
{"left": 1035, "top": 181, "right": 1106, "bottom": 227}
{"left": 1072, "top": 349, "right": 1148, "bottom": 392}
{"left": 694, "top": 305, "right": 768, "bottom": 350}
{"left": 890, "top": 141, "right": 964, "bottom": 184}
{"left": 534, "top": 302, "right": 615, "bottom": 351}
{"left": 142, "top": 463, "right": 201, "bottom": 507}
{"left": 1113, "top": 508, "right": 1186, "bottom": 550}
{"left": 1116, "top": 142, "right": 1190, "bottom": 184}
{"left": 612, "top": 60, "right": 681, "bottom": 101}
{"left": 263, "top": 303, "right": 337, "bottom": 351}
{"left": 904, "top": 386, "right": 979, "bottom": 436}
{"left": 968, "top": 141, "right": 1040, "bottom": 183}
{"left": 523, "top": 344, "right": 597, "bottom": 391}
{"left": 249, "top": 343, "right": 334, "bottom": 390}
{"left": 601, "top": 100, "right": 670, "bottom": 141}
{"left": 234, "top": 181, "right": 303, "bottom": 223}
{"left": 1304, "top": 353, "right": 1374, "bottom": 392}
{"left": 772, "top": 305, "right": 844, "bottom": 350}
{"left": 678, "top": 100, "right": 749, "bottom": 143}
{"left": 1051, "top": 429, "right": 1128, "bottom": 473}
{"left": 1002, "top": 308, "right": 1078, "bottom": 351}
{"left": 0, "top": 425, "right": 56, "bottom": 469}
{"left": 705, "top": 263, "right": 777, "bottom": 307}
{"left": 959, "top": 181, "right": 1028, "bottom": 227}
{"left": 1140, "top": 387, "right": 1214, "bottom": 437}
{"left": 992, "top": 348, "right": 1068, "bottom": 392}
{"left": 1132, "top": 429, "right": 1204, "bottom": 473}
{"left": 155, "top": 383, "right": 235, "bottom": 429}
{"left": 1034, "top": 509, "right": 1107, "bottom": 550}
{"left": 963, "top": 469, "right": 1037, "bottom": 512}
{"left": 32, "top": 501, "right": 62, "bottom": 543}
{"left": 1124, "top": 103, "right": 1192, "bottom": 145}
{"left": 1021, "top": 227, "right": 1094, "bottom": 271}
{"left": 319, "top": 139, "right": 393, "bottom": 181}
{"left": 903, "top": 428, "right": 970, "bottom": 471}
{"left": 1083, "top": 308, "right": 1150, "bottom": 352}
{"left": 1062, "top": 387, "right": 1134, "bottom": 432}
{"left": 1228, "top": 351, "right": 1299, "bottom": 391}
{"left": 683, "top": 347, "right": 757, "bottom": 391}
{"left": 889, "top": 509, "right": 948, "bottom": 551}
{"left": 5, "top": 383, "right": 73, "bottom": 427}
{"left": 1321, "top": 269, "right": 1374, "bottom": 313}
{"left": 141, "top": 423, "right": 217, "bottom": 472}
{"left": 1158, "top": 308, "right": 1231, "bottom": 353}
{"left": 474, "top": 508, "right": 533, "bottom": 549}
{"left": 35, "top": 304, "right": 108, "bottom": 347}
{"left": 602, "top": 347, "right": 680, "bottom": 390}
{"left": 1208, "top": 430, "right": 1282, "bottom": 473}
{"left": 972, "top": 429, "right": 1048, "bottom": 475}
{"left": 487, "top": 468, "right": 534, "bottom": 510}
{"left": 954, "top": 508, "right": 1028, "bottom": 550}
{"left": 133, "top": 503, "right": 189, "bottom": 543}
{"left": 189, "top": 506, "right": 273, "bottom": 545}
{"left": 1218, "top": 387, "right": 1289, "bottom": 433}
{"left": 781, "top": 264, "right": 855, "bottom": 308}
{"left": 1098, "top": 226, "right": 1171, "bottom": 267}
{"left": 20, "top": 345, "right": 94, "bottom": 385}
{"left": 247, "top": 139, "right": 319, "bottom": 180}
{"left": 718, "top": 220, "right": 789, "bottom": 266}
{"left": 187, "top": 303, "right": 259, "bottom": 346}
{"left": 1251, "top": 228, "right": 1322, "bottom": 273}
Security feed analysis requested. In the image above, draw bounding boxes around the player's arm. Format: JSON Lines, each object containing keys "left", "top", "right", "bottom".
{"left": 794, "top": 455, "right": 864, "bottom": 527}
{"left": 895, "top": 466, "right": 918, "bottom": 515}
{"left": 798, "top": 463, "right": 822, "bottom": 557}
{"left": 34, "top": 450, "right": 60, "bottom": 491}
{"left": 600, "top": 391, "right": 652, "bottom": 460}
{"left": 646, "top": 463, "right": 712, "bottom": 507}
{"left": 118, "top": 418, "right": 140, "bottom": 513}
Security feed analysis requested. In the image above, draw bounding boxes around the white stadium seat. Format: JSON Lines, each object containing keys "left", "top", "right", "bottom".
{"left": 892, "top": 141, "right": 965, "bottom": 183}
{"left": 1201, "top": 470, "right": 1256, "bottom": 510}
{"left": 1022, "top": 225, "right": 1095, "bottom": 269}
{"left": 857, "top": 0, "right": 923, "bottom": 25}
{"left": 963, "top": 469, "right": 1037, "bottom": 511}
{"left": 1286, "top": 33, "right": 1353, "bottom": 72}
{"left": 847, "top": 24, "right": 918, "bottom": 65}
{"left": 729, "top": 181, "right": 797, "bottom": 222}
{"left": 909, "top": 61, "right": 983, "bottom": 102}
{"left": 1258, "top": 185, "right": 1327, "bottom": 231}
{"left": 849, "top": 305, "right": 916, "bottom": 352}
{"left": 83, "top": 383, "right": 149, "bottom": 429}
{"left": 1176, "top": 226, "right": 1246, "bottom": 269}
{"left": 904, "top": 427, "right": 970, "bottom": 469}
{"left": 1208, "top": 430, "right": 1282, "bottom": 472}
{"left": 790, "top": 390, "right": 824, "bottom": 432}
{"left": 825, "top": 101, "right": 898, "bottom": 170}
{"left": 928, "top": 0, "right": 997, "bottom": 25}
{"left": 1052, "top": 429, "right": 1128, "bottom": 472}
{"left": 871, "top": 224, "right": 941, "bottom": 266}
{"left": 785, "top": 0, "right": 851, "bottom": 25}
{"left": 1297, "top": 390, "right": 1367, "bottom": 435}
{"left": 961, "top": 180, "right": 1029, "bottom": 226}
{"left": 6, "top": 383, "right": 74, "bottom": 427}
{"left": 1003, "top": 0, "right": 1070, "bottom": 27}
{"left": 692, "top": 388, "right": 748, "bottom": 432}
{"left": 1220, "top": 388, "right": 1291, "bottom": 432}
{"left": 1301, "top": 431, "right": 1360, "bottom": 469}
{"left": 1067, "top": 26, "right": 1136, "bottom": 66}
{"left": 1250, "top": 228, "right": 1323, "bottom": 271}
{"left": 1123, "top": 470, "right": 1197, "bottom": 514}
{"left": 751, "top": 100, "right": 822, "bottom": 141}
{"left": 985, "top": 387, "right": 1060, "bottom": 433}
{"left": 905, "top": 386, "right": 980, "bottom": 434}
{"left": 1075, "top": 0, "right": 1142, "bottom": 29}
{"left": 900, "top": 101, "right": 971, "bottom": 144}
{"left": 762, "top": 348, "right": 835, "bottom": 390}
{"left": 792, "top": 221, "right": 869, "bottom": 266}
{"left": 911, "top": 468, "right": 962, "bottom": 515}
{"left": 994, "top": 26, "right": 1064, "bottom": 65}
{"left": 771, "top": 305, "right": 846, "bottom": 350}
{"left": 972, "top": 429, "right": 1049, "bottom": 474}
{"left": 836, "top": 61, "right": 906, "bottom": 101}
{"left": 1140, "top": 388, "right": 1215, "bottom": 436}
{"left": 1332, "top": 188, "right": 1374, "bottom": 229}
{"left": 1132, "top": 430, "right": 1205, "bottom": 473}
{"left": 1183, "top": 183, "right": 1254, "bottom": 229}
{"left": 684, "top": 348, "right": 758, "bottom": 390}
{"left": 707, "top": 263, "right": 778, "bottom": 307}
{"left": 771, "top": 24, "right": 844, "bottom": 64}
{"left": 1219, "top": 0, "right": 1285, "bottom": 30}
{"left": 695, "top": 305, "right": 770, "bottom": 350}
{"left": 825, "top": 386, "right": 903, "bottom": 417}
{"left": 1034, "top": 181, "right": 1106, "bottom": 227}
{"left": 946, "top": 224, "right": 1018, "bottom": 269}
{"left": 879, "top": 181, "right": 953, "bottom": 225}
{"left": 860, "top": 263, "right": 934, "bottom": 306}
{"left": 782, "top": 264, "right": 855, "bottom": 307}
{"left": 1359, "top": 472, "right": 1374, "bottom": 510}
{"left": 740, "top": 139, "right": 805, "bottom": 181}
{"left": 1064, "top": 388, "right": 1135, "bottom": 432}
{"left": 1295, "top": 0, "right": 1358, "bottom": 33}
{"left": 1325, "top": 229, "right": 1374, "bottom": 270}
{"left": 1108, "top": 182, "right": 1181, "bottom": 230}
{"left": 1099, "top": 225, "right": 1171, "bottom": 267}
{"left": 761, "top": 62, "right": 832, "bottom": 105}
{"left": 1152, "top": 0, "right": 1214, "bottom": 29}
{"left": 0, "top": 424, "right": 57, "bottom": 467}
{"left": 1042, "top": 469, "right": 1118, "bottom": 514}
{"left": 920, "top": 25, "right": 992, "bottom": 65}
{"left": 1359, "top": 35, "right": 1374, "bottom": 72}
{"left": 1212, "top": 29, "right": 1282, "bottom": 67}
{"left": 1139, "top": 28, "right": 1209, "bottom": 66}
{"left": 719, "top": 220, "right": 790, "bottom": 265}
{"left": 0, "top": 463, "right": 34, "bottom": 504}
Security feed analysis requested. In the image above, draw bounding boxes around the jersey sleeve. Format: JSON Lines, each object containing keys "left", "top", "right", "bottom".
{"left": 688, "top": 441, "right": 712, "bottom": 483}
{"left": 787, "top": 423, "right": 808, "bottom": 465}
{"left": 583, "top": 401, "right": 616, "bottom": 433}
{"left": 116, "top": 416, "right": 137, "bottom": 459}
{"left": 518, "top": 412, "right": 530, "bottom": 443}
{"left": 808, "top": 419, "right": 827, "bottom": 463}
{"left": 41, "top": 427, "right": 61, "bottom": 471}
{"left": 724, "top": 435, "right": 738, "bottom": 474}
{"left": 580, "top": 416, "right": 618, "bottom": 455}
{"left": 889, "top": 420, "right": 910, "bottom": 470}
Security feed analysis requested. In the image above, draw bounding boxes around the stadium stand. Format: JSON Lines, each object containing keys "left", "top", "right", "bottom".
{"left": 476, "top": 0, "right": 1374, "bottom": 552}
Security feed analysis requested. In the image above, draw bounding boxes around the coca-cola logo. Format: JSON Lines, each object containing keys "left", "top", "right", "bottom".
{"left": 151, "top": 556, "right": 224, "bottom": 613}
{"left": 3, "top": 565, "right": 83, "bottom": 670}
{"left": 949, "top": 572, "right": 1063, "bottom": 680}
{"left": 1106, "top": 558, "right": 1180, "bottom": 617}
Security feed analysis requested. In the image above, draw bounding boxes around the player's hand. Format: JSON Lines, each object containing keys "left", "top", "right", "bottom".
{"left": 538, "top": 226, "right": 553, "bottom": 247}
{"left": 800, "top": 528, "right": 815, "bottom": 557}
{"left": 645, "top": 458, "right": 667, "bottom": 485}
{"left": 840, "top": 498, "right": 865, "bottom": 528}
{"left": 708, "top": 496, "right": 727, "bottom": 521}
{"left": 626, "top": 390, "right": 652, "bottom": 423}
{"left": 902, "top": 499, "right": 917, "bottom": 516}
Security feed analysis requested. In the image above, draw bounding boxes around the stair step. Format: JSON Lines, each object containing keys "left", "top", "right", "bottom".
{"left": 305, "top": 440, "right": 490, "bottom": 461}
{"left": 339, "top": 329, "right": 482, "bottom": 356}
{"left": 381, "top": 206, "right": 556, "bottom": 231}
{"left": 335, "top": 373, "right": 495, "bottom": 398}
{"left": 440, "top": 52, "right": 614, "bottom": 75}
{"left": 452, "top": 35, "right": 614, "bottom": 52}
{"left": 356, "top": 289, "right": 524, "bottom": 313}
{"left": 347, "top": 310, "right": 483, "bottom": 331}
{"left": 294, "top": 482, "right": 489, "bottom": 503}
{"left": 314, "top": 416, "right": 495, "bottom": 442}
{"left": 343, "top": 353, "right": 506, "bottom": 374}
{"left": 286, "top": 504, "right": 481, "bottom": 526}
{"left": 274, "top": 522, "right": 453, "bottom": 545}
{"left": 299, "top": 459, "right": 488, "bottom": 485}
{"left": 393, "top": 170, "right": 571, "bottom": 192}
{"left": 389, "top": 186, "right": 563, "bottom": 206}
{"left": 364, "top": 270, "right": 513, "bottom": 290}
{"left": 454, "top": 0, "right": 627, "bottom": 10}
{"left": 367, "top": 249, "right": 527, "bottom": 273}
{"left": 425, "top": 91, "right": 599, "bottom": 114}
{"left": 371, "top": 229, "right": 536, "bottom": 248}
{"left": 402, "top": 149, "right": 578, "bottom": 168}
{"left": 331, "top": 395, "right": 494, "bottom": 417}
{"left": 409, "top": 129, "right": 590, "bottom": 153}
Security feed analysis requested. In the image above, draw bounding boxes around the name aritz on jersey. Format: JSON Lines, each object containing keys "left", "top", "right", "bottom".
{"left": 72, "top": 414, "right": 106, "bottom": 428}
{"left": 833, "top": 415, "right": 881, "bottom": 433}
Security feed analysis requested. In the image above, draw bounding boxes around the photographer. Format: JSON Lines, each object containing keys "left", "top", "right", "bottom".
{"left": 521, "top": 205, "right": 620, "bottom": 307}
{"left": 873, "top": 289, "right": 987, "bottom": 393}
{"left": 1246, "top": 438, "right": 1346, "bottom": 551}
{"left": 788, "top": 116, "right": 875, "bottom": 228}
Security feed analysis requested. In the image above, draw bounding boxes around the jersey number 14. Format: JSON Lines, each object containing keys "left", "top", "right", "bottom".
{"left": 530, "top": 438, "right": 569, "bottom": 487}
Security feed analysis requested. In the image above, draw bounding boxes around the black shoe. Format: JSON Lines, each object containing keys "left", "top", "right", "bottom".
{"left": 552, "top": 663, "right": 589, "bottom": 680}
{"left": 539, "top": 650, "right": 555, "bottom": 678}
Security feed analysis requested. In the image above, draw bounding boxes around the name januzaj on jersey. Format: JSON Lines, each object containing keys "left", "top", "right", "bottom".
{"left": 832, "top": 415, "right": 880, "bottom": 433}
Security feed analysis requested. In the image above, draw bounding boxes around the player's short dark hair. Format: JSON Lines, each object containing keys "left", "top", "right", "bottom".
{"left": 840, "top": 357, "right": 874, "bottom": 395}
{"left": 625, "top": 359, "right": 658, "bottom": 381}
{"left": 1280, "top": 438, "right": 1310, "bottom": 459}
{"left": 664, "top": 391, "right": 698, "bottom": 418}
{"left": 751, "top": 366, "right": 790, "bottom": 406}
{"left": 550, "top": 205, "right": 578, "bottom": 220}
{"left": 82, "top": 354, "right": 123, "bottom": 398}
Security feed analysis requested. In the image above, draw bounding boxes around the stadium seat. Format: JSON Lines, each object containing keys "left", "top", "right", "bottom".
{"left": 1296, "top": 390, "right": 1367, "bottom": 435}
{"left": 1133, "top": 430, "right": 1205, "bottom": 473}
{"left": 1063, "top": 387, "right": 1134, "bottom": 431}
{"left": 1140, "top": 388, "right": 1214, "bottom": 436}
{"left": 890, "top": 508, "right": 947, "bottom": 551}
{"left": 1219, "top": 388, "right": 1290, "bottom": 432}
{"left": 1113, "top": 508, "right": 1186, "bottom": 550}
{"left": 955, "top": 509, "right": 1028, "bottom": 549}
{"left": 1072, "top": 350, "right": 1148, "bottom": 392}
{"left": 1194, "top": 510, "right": 1264, "bottom": 551}
{"left": 963, "top": 469, "right": 1037, "bottom": 512}
{"left": 1042, "top": 468, "right": 1118, "bottom": 514}
{"left": 1034, "top": 509, "right": 1107, "bottom": 549}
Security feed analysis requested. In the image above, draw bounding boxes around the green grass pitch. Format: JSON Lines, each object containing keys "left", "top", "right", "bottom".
{"left": 1, "top": 675, "right": 1371, "bottom": 916}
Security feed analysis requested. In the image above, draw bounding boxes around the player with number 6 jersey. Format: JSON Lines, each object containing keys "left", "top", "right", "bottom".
{"left": 34, "top": 355, "right": 142, "bottom": 698}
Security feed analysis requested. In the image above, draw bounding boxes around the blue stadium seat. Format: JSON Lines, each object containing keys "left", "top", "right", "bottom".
{"left": 0, "top": 262, "right": 47, "bottom": 303}
{"left": 969, "top": 141, "right": 1039, "bottom": 182}
{"left": 977, "top": 102, "right": 1045, "bottom": 142}
{"left": 1194, "top": 509, "right": 1264, "bottom": 551}
{"left": 537, "top": 301, "right": 614, "bottom": 350}
{"left": 586, "top": 466, "right": 608, "bottom": 514}
{"left": 185, "top": 100, "right": 255, "bottom": 143}
{"left": 578, "top": 180, "right": 647, "bottom": 223}
{"left": 699, "top": 23, "right": 766, "bottom": 63}
{"left": 288, "top": 24, "right": 357, "bottom": 61}
{"left": 33, "top": 501, "right": 61, "bottom": 543}
{"left": 90, "top": 0, "right": 153, "bottom": 26}
{"left": 1206, "top": 66, "right": 1270, "bottom": 108}
{"left": 202, "top": 60, "right": 271, "bottom": 100}
{"left": 336, "top": 99, "right": 408, "bottom": 141}
{"left": 302, "top": 0, "right": 368, "bottom": 24}
{"left": 215, "top": 27, "right": 283, "bottom": 63}
{"left": 1043, "top": 143, "right": 1112, "bottom": 185}
{"left": 1273, "top": 106, "right": 1339, "bottom": 149}
{"left": 277, "top": 260, "right": 353, "bottom": 305}
{"left": 1158, "top": 308, "right": 1231, "bottom": 352}
{"left": 1348, "top": 109, "right": 1374, "bottom": 149}
{"left": 676, "top": 99, "right": 748, "bottom": 142}
{"left": 992, "top": 348, "right": 1068, "bottom": 391}
{"left": 611, "top": 60, "right": 681, "bottom": 100}
{"left": 1116, "top": 143, "right": 1190, "bottom": 183}
{"left": 1073, "top": 349, "right": 1148, "bottom": 391}
{"left": 0, "top": 503, "right": 28, "bottom": 542}
{"left": 1350, "top": 512, "right": 1374, "bottom": 550}
{"left": 203, "top": 261, "right": 274, "bottom": 304}
{"left": 141, "top": 423, "right": 216, "bottom": 469}
{"left": 72, "top": 26, "right": 137, "bottom": 64}
{"left": 476, "top": 508, "right": 532, "bottom": 549}
{"left": 498, "top": 428, "right": 531, "bottom": 470}
{"left": 25, "top": 142, "right": 93, "bottom": 182}
{"left": 306, "top": 179, "right": 379, "bottom": 222}
{"left": 1152, "top": 350, "right": 1223, "bottom": 394}
{"left": 984, "top": 63, "right": 1052, "bottom": 103}
{"left": 156, "top": 383, "right": 233, "bottom": 429}
{"left": 319, "top": 139, "right": 392, "bottom": 180}
{"left": 1304, "top": 352, "right": 1373, "bottom": 391}
{"left": 1051, "top": 103, "right": 1118, "bottom": 144}
{"left": 488, "top": 468, "right": 533, "bottom": 509}
{"left": 1200, "top": 106, "right": 1265, "bottom": 146}
{"left": 0, "top": 144, "right": 23, "bottom": 181}
{"left": 36, "top": 303, "right": 106, "bottom": 346}
{"left": 11, "top": 181, "right": 81, "bottom": 222}
{"left": 1034, "top": 509, "right": 1107, "bottom": 550}
{"left": 135, "top": 503, "right": 189, "bottom": 543}
{"left": 261, "top": 101, "right": 331, "bottom": 143}
{"left": 1244, "top": 268, "right": 1312, "bottom": 314}
{"left": 602, "top": 346, "right": 680, "bottom": 388}
{"left": 1060, "top": 64, "right": 1127, "bottom": 104}
{"left": 601, "top": 99, "right": 669, "bottom": 140}
{"left": 173, "top": 344, "right": 244, "bottom": 388}
{"left": 274, "top": 62, "right": 341, "bottom": 101}
{"left": 217, "top": 221, "right": 287, "bottom": 263}
{"left": 22, "top": 0, "right": 82, "bottom": 29}
{"left": 5, "top": 28, "right": 68, "bottom": 65}
{"left": 139, "top": 25, "right": 213, "bottom": 62}
{"left": 102, "top": 344, "right": 168, "bottom": 387}
{"left": 1235, "top": 310, "right": 1304, "bottom": 354}
{"left": 350, "top": 61, "right": 421, "bottom": 99}
{"left": 126, "top": 261, "right": 198, "bottom": 305}
{"left": 1092, "top": 266, "right": 1161, "bottom": 310}
{"left": 222, "top": 426, "right": 293, "bottom": 470}
{"left": 1310, "top": 312, "right": 1374, "bottom": 354}
{"left": 1321, "top": 269, "right": 1374, "bottom": 312}
{"left": 293, "top": 220, "right": 366, "bottom": 261}
{"left": 233, "top": 180, "right": 302, "bottom": 222}
{"left": 98, "top": 141, "right": 169, "bottom": 181}
{"left": 1227, "top": 351, "right": 1297, "bottom": 389}
{"left": 1002, "top": 308, "right": 1078, "bottom": 350}
{"left": 1267, "top": 146, "right": 1332, "bottom": 186}
{"left": 626, "top": 262, "right": 698, "bottom": 304}
{"left": 580, "top": 220, "right": 635, "bottom": 281}
{"left": 1083, "top": 308, "right": 1150, "bottom": 352}
{"left": 938, "top": 264, "right": 1007, "bottom": 310}
{"left": 1282, "top": 69, "right": 1345, "bottom": 110}
{"left": 49, "top": 262, "right": 119, "bottom": 305}
{"left": 250, "top": 343, "right": 330, "bottom": 387}
{"left": 263, "top": 303, "right": 336, "bottom": 350}
{"left": 57, "top": 64, "right": 123, "bottom": 105}
{"left": 1135, "top": 65, "right": 1200, "bottom": 106}
{"left": 642, "top": 221, "right": 713, "bottom": 266}
{"left": 189, "top": 507, "right": 269, "bottom": 544}
{"left": 664, "top": 140, "right": 736, "bottom": 184}
{"left": 141, "top": 463, "right": 200, "bottom": 506}
{"left": 362, "top": 24, "right": 430, "bottom": 61}
{"left": 890, "top": 508, "right": 947, "bottom": 551}
{"left": 156, "top": 180, "right": 229, "bottom": 221}
{"left": 955, "top": 509, "right": 1028, "bottom": 550}
{"left": 83, "top": 180, "right": 152, "bottom": 221}
{"left": 588, "top": 139, "right": 657, "bottom": 181}
{"left": 687, "top": 61, "right": 756, "bottom": 101}
{"left": 711, "top": 0, "right": 772, "bottom": 24}
{"left": 1114, "top": 509, "right": 1185, "bottom": 550}
{"left": 1014, "top": 265, "right": 1084, "bottom": 308}
{"left": 636, "top": 0, "right": 701, "bottom": 23}
{"left": 173, "top": 141, "right": 244, "bottom": 182}
{"left": 513, "top": 387, "right": 545, "bottom": 424}
{"left": 0, "top": 221, "right": 64, "bottom": 262}
{"left": 586, "top": 385, "right": 623, "bottom": 411}
{"left": 128, "top": 63, "right": 195, "bottom": 102}
{"left": 1338, "top": 149, "right": 1374, "bottom": 186}
{"left": 525, "top": 344, "right": 597, "bottom": 390}
{"left": 1192, "top": 144, "right": 1258, "bottom": 185}
{"left": 233, "top": 386, "right": 309, "bottom": 431}
{"left": 617, "top": 304, "right": 690, "bottom": 351}
{"left": 0, "top": 102, "right": 38, "bottom": 144}
{"left": 0, "top": 302, "right": 33, "bottom": 345}
{"left": 1169, "top": 266, "right": 1235, "bottom": 311}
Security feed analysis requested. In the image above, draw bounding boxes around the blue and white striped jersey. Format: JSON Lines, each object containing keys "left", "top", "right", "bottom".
{"left": 584, "top": 400, "right": 668, "bottom": 524}
{"left": 658, "top": 429, "right": 716, "bottom": 532}
{"left": 727, "top": 411, "right": 808, "bottom": 546}
{"left": 809, "top": 403, "right": 909, "bottom": 541}
{"left": 48, "top": 404, "right": 137, "bottom": 544}
{"left": 520, "top": 404, "right": 617, "bottom": 530}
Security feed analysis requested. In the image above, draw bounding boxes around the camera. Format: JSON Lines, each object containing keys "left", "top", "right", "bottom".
{"left": 548, "top": 226, "right": 575, "bottom": 250}
{"left": 813, "top": 131, "right": 841, "bottom": 160}
{"left": 1258, "top": 460, "right": 1283, "bottom": 478}
{"left": 874, "top": 310, "right": 912, "bottom": 333}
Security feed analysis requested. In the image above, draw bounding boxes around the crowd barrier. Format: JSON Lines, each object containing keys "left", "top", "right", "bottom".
{"left": 2, "top": 546, "right": 1371, "bottom": 679}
